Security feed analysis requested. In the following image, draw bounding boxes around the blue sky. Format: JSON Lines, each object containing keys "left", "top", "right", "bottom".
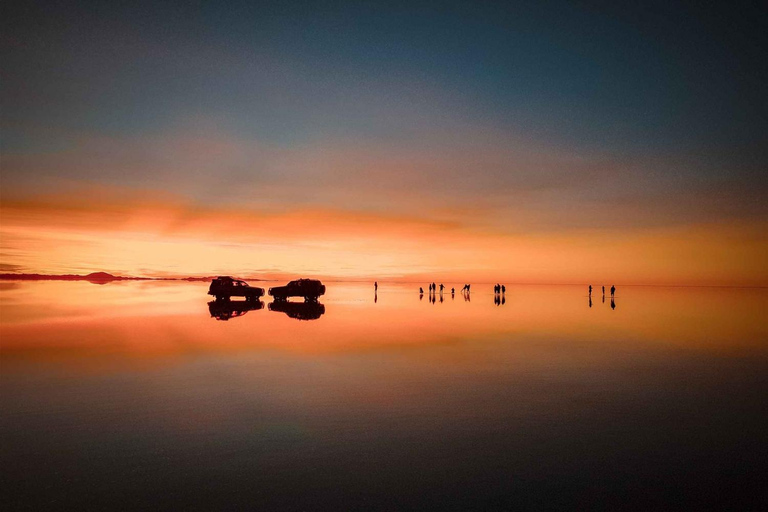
{"left": 1, "top": 1, "right": 766, "bottom": 281}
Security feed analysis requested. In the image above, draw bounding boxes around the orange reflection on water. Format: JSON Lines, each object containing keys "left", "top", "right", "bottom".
{"left": 1, "top": 281, "right": 767, "bottom": 372}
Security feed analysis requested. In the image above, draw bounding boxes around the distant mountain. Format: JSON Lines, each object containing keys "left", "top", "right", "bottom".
{"left": 0, "top": 272, "right": 217, "bottom": 283}
{"left": 84, "top": 272, "right": 118, "bottom": 282}
{"left": 0, "top": 272, "right": 140, "bottom": 282}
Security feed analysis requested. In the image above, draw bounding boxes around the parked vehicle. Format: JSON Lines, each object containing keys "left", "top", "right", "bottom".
{"left": 269, "top": 300, "right": 325, "bottom": 320}
{"left": 208, "top": 276, "right": 264, "bottom": 301}
{"left": 208, "top": 299, "right": 263, "bottom": 321}
{"left": 268, "top": 279, "right": 326, "bottom": 301}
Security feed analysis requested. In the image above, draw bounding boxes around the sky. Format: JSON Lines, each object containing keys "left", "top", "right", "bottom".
{"left": 1, "top": 0, "right": 767, "bottom": 285}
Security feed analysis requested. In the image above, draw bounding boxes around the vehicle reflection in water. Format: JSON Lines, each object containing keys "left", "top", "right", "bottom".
{"left": 3, "top": 282, "right": 768, "bottom": 511}
{"left": 268, "top": 300, "right": 326, "bottom": 321}
{"left": 208, "top": 299, "right": 264, "bottom": 321}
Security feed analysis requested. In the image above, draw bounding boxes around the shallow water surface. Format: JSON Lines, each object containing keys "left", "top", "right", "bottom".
{"left": 2, "top": 281, "right": 767, "bottom": 510}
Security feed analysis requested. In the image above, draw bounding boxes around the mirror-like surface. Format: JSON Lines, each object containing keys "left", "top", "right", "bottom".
{"left": 2, "top": 281, "right": 767, "bottom": 510}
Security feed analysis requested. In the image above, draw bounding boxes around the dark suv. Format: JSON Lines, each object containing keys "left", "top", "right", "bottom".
{"left": 268, "top": 279, "right": 326, "bottom": 301}
{"left": 208, "top": 276, "right": 265, "bottom": 301}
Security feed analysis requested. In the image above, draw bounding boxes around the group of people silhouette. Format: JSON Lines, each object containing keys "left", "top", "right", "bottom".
{"left": 589, "top": 284, "right": 615, "bottom": 297}
{"left": 420, "top": 283, "right": 452, "bottom": 294}
{"left": 417, "top": 283, "right": 473, "bottom": 302}
{"left": 588, "top": 284, "right": 617, "bottom": 310}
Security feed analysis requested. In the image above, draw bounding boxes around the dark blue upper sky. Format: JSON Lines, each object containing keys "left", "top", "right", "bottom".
{"left": 2, "top": 0, "right": 766, "bottom": 225}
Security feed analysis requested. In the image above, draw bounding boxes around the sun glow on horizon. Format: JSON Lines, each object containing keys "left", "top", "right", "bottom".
{"left": 2, "top": 189, "right": 766, "bottom": 286}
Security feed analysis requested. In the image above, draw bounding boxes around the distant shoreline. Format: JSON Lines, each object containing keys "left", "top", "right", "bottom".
{"left": 0, "top": 273, "right": 765, "bottom": 289}
{"left": 0, "top": 272, "right": 215, "bottom": 283}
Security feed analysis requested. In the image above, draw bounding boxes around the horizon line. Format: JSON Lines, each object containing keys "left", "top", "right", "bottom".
{"left": 1, "top": 272, "right": 766, "bottom": 289}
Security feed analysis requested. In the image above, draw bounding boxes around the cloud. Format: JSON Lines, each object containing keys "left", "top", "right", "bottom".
{"left": 2, "top": 185, "right": 766, "bottom": 285}
{"left": 6, "top": 120, "right": 763, "bottom": 236}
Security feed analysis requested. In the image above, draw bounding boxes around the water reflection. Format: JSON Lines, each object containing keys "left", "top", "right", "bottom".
{"left": 2, "top": 281, "right": 768, "bottom": 510}
{"left": 208, "top": 299, "right": 264, "bottom": 321}
{"left": 268, "top": 300, "right": 326, "bottom": 321}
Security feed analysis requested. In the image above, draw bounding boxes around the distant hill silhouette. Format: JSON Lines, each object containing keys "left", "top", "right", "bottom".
{"left": 84, "top": 272, "right": 118, "bottom": 283}
{"left": 0, "top": 272, "right": 141, "bottom": 283}
{"left": 0, "top": 272, "right": 219, "bottom": 284}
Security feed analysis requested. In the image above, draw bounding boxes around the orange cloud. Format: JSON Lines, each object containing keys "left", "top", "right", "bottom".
{"left": 1, "top": 187, "right": 766, "bottom": 285}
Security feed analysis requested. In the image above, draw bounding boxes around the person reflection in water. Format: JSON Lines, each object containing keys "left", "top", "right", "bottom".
{"left": 374, "top": 291, "right": 377, "bottom": 304}
{"left": 589, "top": 296, "right": 593, "bottom": 308}
{"left": 494, "top": 294, "right": 501, "bottom": 306}
{"left": 611, "top": 298, "right": 616, "bottom": 310}
{"left": 451, "top": 287, "right": 455, "bottom": 298}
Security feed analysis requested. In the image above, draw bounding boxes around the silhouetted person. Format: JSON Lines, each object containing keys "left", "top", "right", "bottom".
{"left": 611, "top": 298, "right": 616, "bottom": 310}
{"left": 419, "top": 287, "right": 423, "bottom": 294}
{"left": 374, "top": 281, "right": 378, "bottom": 291}
{"left": 432, "top": 282, "right": 436, "bottom": 293}
{"left": 589, "top": 285, "right": 592, "bottom": 296}
{"left": 611, "top": 285, "right": 615, "bottom": 297}
{"left": 602, "top": 285, "right": 605, "bottom": 296}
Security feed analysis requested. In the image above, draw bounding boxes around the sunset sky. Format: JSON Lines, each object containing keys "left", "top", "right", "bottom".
{"left": 2, "top": 0, "right": 766, "bottom": 285}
